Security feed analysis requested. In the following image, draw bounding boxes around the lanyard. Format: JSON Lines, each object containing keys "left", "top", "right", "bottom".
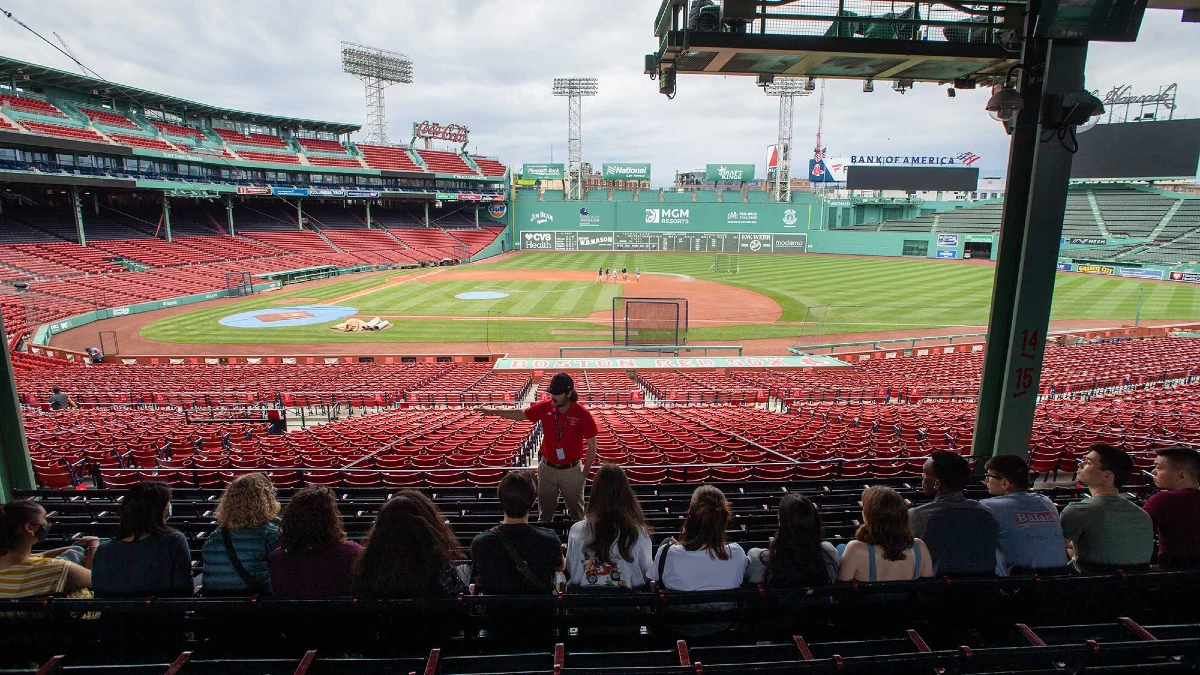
{"left": 551, "top": 406, "right": 569, "bottom": 443}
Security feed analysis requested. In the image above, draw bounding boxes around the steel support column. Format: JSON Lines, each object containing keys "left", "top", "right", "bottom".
{"left": 297, "top": 200, "right": 303, "bottom": 230}
{"left": 226, "top": 198, "right": 236, "bottom": 237}
{"left": 0, "top": 311, "right": 34, "bottom": 501}
{"left": 424, "top": 202, "right": 430, "bottom": 227}
{"left": 973, "top": 39, "right": 1090, "bottom": 462}
{"left": 365, "top": 202, "right": 373, "bottom": 229}
{"left": 70, "top": 186, "right": 86, "bottom": 247}
{"left": 971, "top": 2, "right": 1044, "bottom": 463}
{"left": 162, "top": 198, "right": 172, "bottom": 243}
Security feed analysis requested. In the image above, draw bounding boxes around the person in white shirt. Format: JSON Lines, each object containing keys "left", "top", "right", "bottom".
{"left": 566, "top": 465, "right": 652, "bottom": 590}
{"left": 648, "top": 485, "right": 748, "bottom": 590}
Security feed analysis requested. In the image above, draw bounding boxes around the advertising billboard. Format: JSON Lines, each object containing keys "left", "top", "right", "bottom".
{"left": 846, "top": 166, "right": 980, "bottom": 191}
{"left": 602, "top": 163, "right": 651, "bottom": 180}
{"left": 522, "top": 163, "right": 565, "bottom": 180}
{"left": 1071, "top": 118, "right": 1200, "bottom": 180}
{"left": 706, "top": 164, "right": 755, "bottom": 182}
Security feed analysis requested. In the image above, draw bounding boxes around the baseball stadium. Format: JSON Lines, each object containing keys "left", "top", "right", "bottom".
{"left": 2, "top": 0, "right": 1200, "bottom": 672}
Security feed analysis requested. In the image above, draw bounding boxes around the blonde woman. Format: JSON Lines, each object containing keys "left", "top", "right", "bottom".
{"left": 201, "top": 473, "right": 280, "bottom": 595}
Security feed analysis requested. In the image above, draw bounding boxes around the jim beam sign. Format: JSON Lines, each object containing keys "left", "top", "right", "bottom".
{"left": 413, "top": 120, "right": 470, "bottom": 146}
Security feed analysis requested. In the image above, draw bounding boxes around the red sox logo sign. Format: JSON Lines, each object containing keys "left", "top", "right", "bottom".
{"left": 415, "top": 121, "right": 469, "bottom": 143}
{"left": 811, "top": 163, "right": 825, "bottom": 177}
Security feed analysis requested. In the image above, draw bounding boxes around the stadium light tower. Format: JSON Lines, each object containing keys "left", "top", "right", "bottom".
{"left": 341, "top": 41, "right": 413, "bottom": 145}
{"left": 764, "top": 77, "right": 812, "bottom": 204}
{"left": 552, "top": 77, "right": 598, "bottom": 200}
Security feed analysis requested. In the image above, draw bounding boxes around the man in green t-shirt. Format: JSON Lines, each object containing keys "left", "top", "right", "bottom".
{"left": 1060, "top": 444, "right": 1153, "bottom": 572}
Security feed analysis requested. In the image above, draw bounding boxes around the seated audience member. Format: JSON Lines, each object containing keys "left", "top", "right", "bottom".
{"left": 49, "top": 386, "right": 76, "bottom": 410}
{"left": 92, "top": 481, "right": 194, "bottom": 597}
{"left": 566, "top": 464, "right": 652, "bottom": 590}
{"left": 471, "top": 471, "right": 564, "bottom": 593}
{"left": 201, "top": 473, "right": 280, "bottom": 595}
{"left": 270, "top": 487, "right": 361, "bottom": 598}
{"left": 980, "top": 455, "right": 1069, "bottom": 576}
{"left": 0, "top": 499, "right": 92, "bottom": 597}
{"left": 352, "top": 490, "right": 463, "bottom": 598}
{"left": 840, "top": 486, "right": 934, "bottom": 582}
{"left": 747, "top": 494, "right": 839, "bottom": 587}
{"left": 1060, "top": 444, "right": 1154, "bottom": 572}
{"left": 648, "top": 485, "right": 748, "bottom": 590}
{"left": 909, "top": 450, "right": 999, "bottom": 576}
{"left": 648, "top": 485, "right": 749, "bottom": 637}
{"left": 1144, "top": 446, "right": 1200, "bottom": 568}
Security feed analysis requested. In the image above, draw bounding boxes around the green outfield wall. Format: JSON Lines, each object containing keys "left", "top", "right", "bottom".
{"left": 512, "top": 202, "right": 987, "bottom": 259}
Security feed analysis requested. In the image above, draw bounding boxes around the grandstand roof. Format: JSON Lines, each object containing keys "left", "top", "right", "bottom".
{"left": 0, "top": 55, "right": 360, "bottom": 134}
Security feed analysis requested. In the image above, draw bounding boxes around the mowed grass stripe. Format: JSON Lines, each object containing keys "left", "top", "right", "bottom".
{"left": 140, "top": 252, "right": 1200, "bottom": 344}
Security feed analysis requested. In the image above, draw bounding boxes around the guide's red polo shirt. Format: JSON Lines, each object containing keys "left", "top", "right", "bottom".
{"left": 524, "top": 399, "right": 597, "bottom": 464}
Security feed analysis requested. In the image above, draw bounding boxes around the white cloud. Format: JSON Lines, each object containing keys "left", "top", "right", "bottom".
{"left": 0, "top": 0, "right": 1194, "bottom": 185}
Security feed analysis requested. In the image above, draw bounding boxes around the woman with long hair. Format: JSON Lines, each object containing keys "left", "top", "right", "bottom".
{"left": 566, "top": 464, "right": 652, "bottom": 590}
{"left": 838, "top": 486, "right": 933, "bottom": 582}
{"left": 746, "top": 494, "right": 838, "bottom": 587}
{"left": 201, "top": 473, "right": 281, "bottom": 595}
{"left": 352, "top": 490, "right": 464, "bottom": 598}
{"left": 269, "top": 487, "right": 361, "bottom": 598}
{"left": 647, "top": 485, "right": 747, "bottom": 590}
{"left": 0, "top": 499, "right": 92, "bottom": 597}
{"left": 92, "top": 481, "right": 193, "bottom": 597}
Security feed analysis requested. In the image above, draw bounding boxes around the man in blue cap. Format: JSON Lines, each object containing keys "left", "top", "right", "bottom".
{"left": 480, "top": 373, "right": 597, "bottom": 520}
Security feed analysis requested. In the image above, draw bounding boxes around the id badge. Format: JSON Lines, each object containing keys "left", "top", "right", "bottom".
{"left": 556, "top": 447, "right": 566, "bottom": 461}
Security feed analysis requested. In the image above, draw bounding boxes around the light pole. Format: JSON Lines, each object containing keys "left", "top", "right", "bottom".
{"left": 341, "top": 42, "right": 413, "bottom": 145}
{"left": 552, "top": 78, "right": 598, "bottom": 201}
{"left": 764, "top": 78, "right": 812, "bottom": 204}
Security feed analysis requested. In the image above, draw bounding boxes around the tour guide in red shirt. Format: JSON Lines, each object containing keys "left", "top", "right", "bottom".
{"left": 479, "top": 373, "right": 597, "bottom": 520}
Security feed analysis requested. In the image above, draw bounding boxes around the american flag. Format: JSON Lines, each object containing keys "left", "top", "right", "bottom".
{"left": 814, "top": 146, "right": 826, "bottom": 161}
{"left": 957, "top": 151, "right": 981, "bottom": 166}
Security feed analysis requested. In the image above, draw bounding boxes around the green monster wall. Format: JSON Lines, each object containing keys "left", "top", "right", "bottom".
{"left": 511, "top": 202, "right": 990, "bottom": 259}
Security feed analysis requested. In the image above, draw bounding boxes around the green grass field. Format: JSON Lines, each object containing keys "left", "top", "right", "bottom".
{"left": 350, "top": 279, "right": 620, "bottom": 317}
{"left": 139, "top": 252, "right": 1200, "bottom": 345}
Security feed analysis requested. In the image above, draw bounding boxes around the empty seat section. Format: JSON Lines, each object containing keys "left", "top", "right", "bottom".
{"left": 77, "top": 107, "right": 140, "bottom": 130}
{"left": 149, "top": 120, "right": 206, "bottom": 140}
{"left": 107, "top": 133, "right": 181, "bottom": 152}
{"left": 17, "top": 120, "right": 109, "bottom": 143}
{"left": 234, "top": 150, "right": 300, "bottom": 165}
{"left": 355, "top": 144, "right": 426, "bottom": 172}
{"left": 415, "top": 149, "right": 477, "bottom": 174}
{"left": 212, "top": 128, "right": 289, "bottom": 149}
{"left": 0, "top": 94, "right": 68, "bottom": 118}
{"left": 471, "top": 156, "right": 508, "bottom": 177}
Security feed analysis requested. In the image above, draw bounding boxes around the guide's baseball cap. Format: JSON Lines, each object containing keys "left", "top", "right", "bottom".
{"left": 547, "top": 373, "right": 575, "bottom": 395}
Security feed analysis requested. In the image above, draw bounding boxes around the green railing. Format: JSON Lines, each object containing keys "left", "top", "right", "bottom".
{"left": 789, "top": 332, "right": 987, "bottom": 355}
{"left": 559, "top": 344, "right": 743, "bottom": 358}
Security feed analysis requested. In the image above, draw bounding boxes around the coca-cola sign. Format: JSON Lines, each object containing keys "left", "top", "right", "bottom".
{"left": 415, "top": 121, "right": 469, "bottom": 143}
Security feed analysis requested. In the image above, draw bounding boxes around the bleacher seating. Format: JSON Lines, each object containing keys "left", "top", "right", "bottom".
{"left": 17, "top": 119, "right": 109, "bottom": 143}
{"left": 241, "top": 230, "right": 340, "bottom": 255}
{"left": 76, "top": 107, "right": 140, "bottom": 130}
{"left": 471, "top": 155, "right": 508, "bottom": 177}
{"left": 0, "top": 94, "right": 68, "bottom": 118}
{"left": 306, "top": 155, "right": 363, "bottom": 168}
{"left": 296, "top": 137, "right": 349, "bottom": 153}
{"left": 234, "top": 149, "right": 301, "bottom": 165}
{"left": 106, "top": 132, "right": 180, "bottom": 152}
{"left": 149, "top": 120, "right": 205, "bottom": 140}
{"left": 321, "top": 229, "right": 420, "bottom": 265}
{"left": 415, "top": 149, "right": 477, "bottom": 175}
{"left": 212, "top": 128, "right": 289, "bottom": 149}
{"left": 355, "top": 143, "right": 427, "bottom": 172}
{"left": 446, "top": 227, "right": 504, "bottom": 254}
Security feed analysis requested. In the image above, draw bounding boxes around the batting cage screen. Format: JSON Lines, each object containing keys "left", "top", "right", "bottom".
{"left": 225, "top": 271, "right": 254, "bottom": 297}
{"left": 613, "top": 297, "right": 688, "bottom": 346}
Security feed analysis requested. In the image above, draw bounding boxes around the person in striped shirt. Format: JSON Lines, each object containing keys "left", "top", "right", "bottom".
{"left": 0, "top": 500, "right": 92, "bottom": 597}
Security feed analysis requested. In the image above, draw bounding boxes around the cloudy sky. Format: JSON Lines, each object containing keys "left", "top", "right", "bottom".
{"left": 0, "top": 0, "right": 1195, "bottom": 185}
